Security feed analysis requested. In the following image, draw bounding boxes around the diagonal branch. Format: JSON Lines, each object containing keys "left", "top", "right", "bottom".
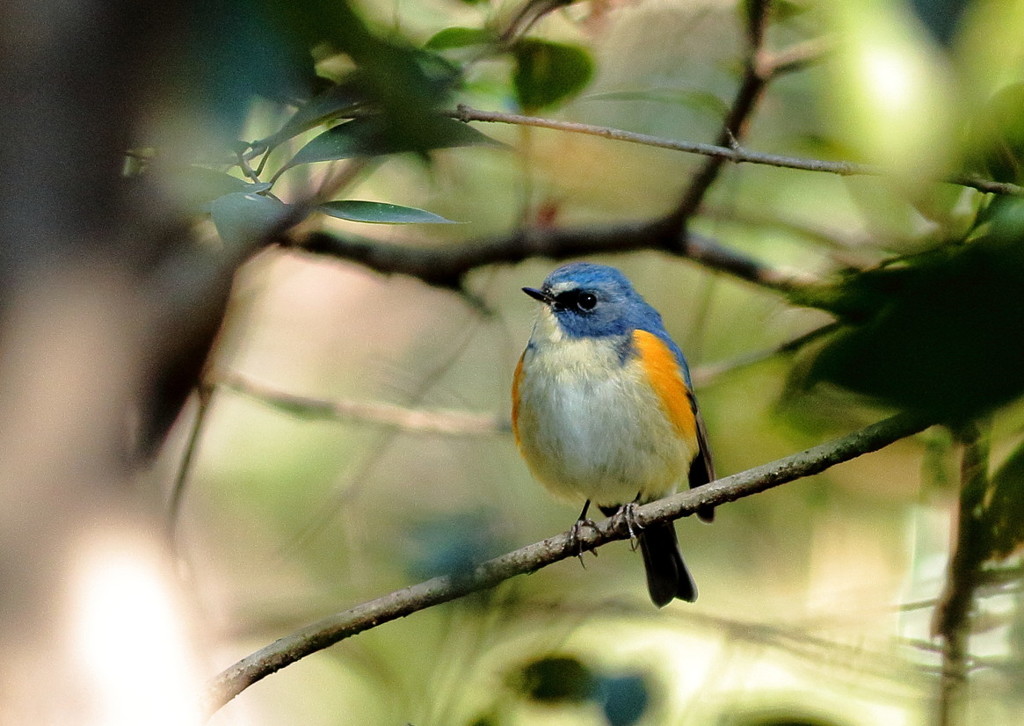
{"left": 204, "top": 411, "right": 931, "bottom": 714}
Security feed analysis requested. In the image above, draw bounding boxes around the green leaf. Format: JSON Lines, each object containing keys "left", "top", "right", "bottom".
{"left": 210, "top": 192, "right": 291, "bottom": 245}
{"left": 512, "top": 39, "right": 594, "bottom": 111}
{"left": 281, "top": 115, "right": 498, "bottom": 172}
{"left": 424, "top": 27, "right": 494, "bottom": 51}
{"left": 166, "top": 167, "right": 271, "bottom": 212}
{"left": 320, "top": 200, "right": 456, "bottom": 224}
{"left": 275, "top": 48, "right": 457, "bottom": 140}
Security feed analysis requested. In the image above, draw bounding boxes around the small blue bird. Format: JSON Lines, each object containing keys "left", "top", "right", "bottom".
{"left": 512, "top": 262, "right": 714, "bottom": 606}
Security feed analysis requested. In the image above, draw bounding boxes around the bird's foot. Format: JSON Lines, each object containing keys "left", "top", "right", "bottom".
{"left": 569, "top": 518, "right": 600, "bottom": 566}
{"left": 610, "top": 502, "right": 643, "bottom": 550}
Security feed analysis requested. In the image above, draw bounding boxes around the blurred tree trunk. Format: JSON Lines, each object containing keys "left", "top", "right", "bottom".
{"left": 0, "top": 1, "right": 221, "bottom": 721}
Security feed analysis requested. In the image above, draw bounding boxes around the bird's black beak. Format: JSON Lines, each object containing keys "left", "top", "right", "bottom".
{"left": 522, "top": 287, "right": 553, "bottom": 305}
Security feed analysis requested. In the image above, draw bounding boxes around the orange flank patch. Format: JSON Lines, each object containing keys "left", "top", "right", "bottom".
{"left": 632, "top": 330, "right": 697, "bottom": 444}
{"left": 511, "top": 351, "right": 525, "bottom": 446}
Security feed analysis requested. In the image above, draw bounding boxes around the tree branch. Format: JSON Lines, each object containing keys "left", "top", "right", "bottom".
{"left": 452, "top": 106, "right": 1024, "bottom": 198}
{"left": 204, "top": 411, "right": 931, "bottom": 714}
{"left": 295, "top": 217, "right": 816, "bottom": 293}
{"left": 218, "top": 371, "right": 508, "bottom": 436}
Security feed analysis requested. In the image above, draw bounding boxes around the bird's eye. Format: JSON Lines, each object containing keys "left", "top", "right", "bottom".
{"left": 576, "top": 292, "right": 597, "bottom": 311}
{"left": 552, "top": 289, "right": 599, "bottom": 314}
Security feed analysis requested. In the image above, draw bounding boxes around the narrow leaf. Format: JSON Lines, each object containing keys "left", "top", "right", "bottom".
{"left": 282, "top": 115, "right": 498, "bottom": 171}
{"left": 320, "top": 200, "right": 456, "bottom": 224}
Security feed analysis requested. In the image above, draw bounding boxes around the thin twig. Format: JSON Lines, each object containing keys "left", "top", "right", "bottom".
{"left": 451, "top": 106, "right": 1024, "bottom": 198}
{"left": 204, "top": 411, "right": 931, "bottom": 714}
{"left": 275, "top": 306, "right": 494, "bottom": 557}
{"left": 498, "top": 0, "right": 575, "bottom": 46}
{"left": 219, "top": 372, "right": 507, "bottom": 436}
{"left": 167, "top": 383, "right": 214, "bottom": 540}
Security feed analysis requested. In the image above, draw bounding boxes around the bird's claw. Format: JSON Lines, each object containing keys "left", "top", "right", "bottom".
{"left": 611, "top": 502, "right": 643, "bottom": 550}
{"left": 569, "top": 518, "right": 600, "bottom": 566}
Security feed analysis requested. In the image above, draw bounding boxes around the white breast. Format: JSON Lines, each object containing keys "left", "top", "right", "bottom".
{"left": 516, "top": 315, "right": 694, "bottom": 507}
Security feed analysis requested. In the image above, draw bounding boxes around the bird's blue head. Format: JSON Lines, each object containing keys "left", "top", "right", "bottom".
{"left": 523, "top": 262, "right": 666, "bottom": 340}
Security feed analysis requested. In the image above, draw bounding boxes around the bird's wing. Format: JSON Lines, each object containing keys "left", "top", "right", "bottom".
{"left": 631, "top": 330, "right": 698, "bottom": 445}
{"left": 637, "top": 325, "right": 716, "bottom": 522}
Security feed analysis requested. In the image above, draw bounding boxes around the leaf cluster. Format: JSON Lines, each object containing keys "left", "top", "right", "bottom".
{"left": 143, "top": 0, "right": 599, "bottom": 237}
{"left": 793, "top": 203, "right": 1024, "bottom": 423}
{"left": 788, "top": 82, "right": 1024, "bottom": 424}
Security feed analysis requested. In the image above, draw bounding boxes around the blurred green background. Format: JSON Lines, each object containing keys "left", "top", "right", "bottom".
{"left": 148, "top": 0, "right": 1024, "bottom": 724}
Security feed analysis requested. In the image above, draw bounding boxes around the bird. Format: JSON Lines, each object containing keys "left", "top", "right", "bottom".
{"left": 511, "top": 262, "right": 714, "bottom": 606}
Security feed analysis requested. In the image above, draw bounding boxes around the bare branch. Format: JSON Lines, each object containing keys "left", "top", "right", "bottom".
{"left": 218, "top": 371, "right": 508, "bottom": 436}
{"left": 452, "top": 106, "right": 1024, "bottom": 198}
{"left": 204, "top": 411, "right": 931, "bottom": 714}
{"left": 294, "top": 218, "right": 817, "bottom": 293}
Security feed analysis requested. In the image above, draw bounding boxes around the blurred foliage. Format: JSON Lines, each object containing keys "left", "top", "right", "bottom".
{"left": 595, "top": 673, "right": 650, "bottom": 726}
{"left": 502, "top": 655, "right": 651, "bottom": 726}
{"left": 512, "top": 39, "right": 595, "bottom": 111}
{"left": 908, "top": 0, "right": 973, "bottom": 47}
{"left": 967, "top": 82, "right": 1024, "bottom": 185}
{"left": 512, "top": 655, "right": 596, "bottom": 703}
{"left": 407, "top": 510, "right": 509, "bottom": 580}
{"left": 149, "top": 0, "right": 1024, "bottom": 725}
{"left": 792, "top": 199, "right": 1024, "bottom": 422}
{"left": 719, "top": 711, "right": 848, "bottom": 726}
{"left": 157, "top": 0, "right": 597, "bottom": 234}
{"left": 979, "top": 439, "right": 1024, "bottom": 561}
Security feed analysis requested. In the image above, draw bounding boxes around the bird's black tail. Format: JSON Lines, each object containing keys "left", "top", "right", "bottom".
{"left": 637, "top": 521, "right": 697, "bottom": 607}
